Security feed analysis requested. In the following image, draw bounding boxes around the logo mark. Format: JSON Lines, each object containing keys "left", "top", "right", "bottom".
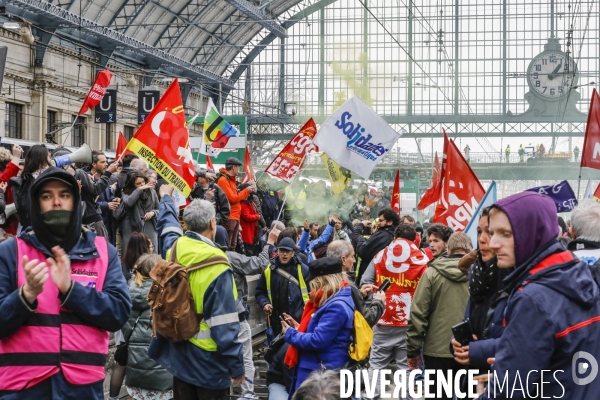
{"left": 572, "top": 351, "right": 598, "bottom": 385}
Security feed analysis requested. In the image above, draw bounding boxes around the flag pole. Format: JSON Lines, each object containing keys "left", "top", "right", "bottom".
{"left": 63, "top": 115, "right": 78, "bottom": 145}
{"left": 577, "top": 165, "right": 583, "bottom": 199}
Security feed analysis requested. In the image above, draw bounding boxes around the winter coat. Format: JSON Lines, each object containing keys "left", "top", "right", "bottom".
{"left": 74, "top": 169, "right": 112, "bottom": 225}
{"left": 189, "top": 182, "right": 231, "bottom": 225}
{"left": 0, "top": 229, "right": 131, "bottom": 399}
{"left": 257, "top": 187, "right": 279, "bottom": 227}
{"left": 120, "top": 187, "right": 159, "bottom": 254}
{"left": 285, "top": 287, "right": 355, "bottom": 392}
{"left": 407, "top": 254, "right": 469, "bottom": 358}
{"left": 0, "top": 162, "right": 20, "bottom": 235}
{"left": 216, "top": 168, "right": 250, "bottom": 221}
{"left": 98, "top": 181, "right": 118, "bottom": 246}
{"left": 227, "top": 244, "right": 271, "bottom": 303}
{"left": 240, "top": 201, "right": 260, "bottom": 244}
{"left": 478, "top": 241, "right": 600, "bottom": 399}
{"left": 255, "top": 255, "right": 310, "bottom": 336}
{"left": 122, "top": 279, "right": 172, "bottom": 391}
{"left": 356, "top": 224, "right": 396, "bottom": 283}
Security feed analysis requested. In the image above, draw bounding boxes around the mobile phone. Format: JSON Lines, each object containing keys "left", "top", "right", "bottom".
{"left": 452, "top": 319, "right": 473, "bottom": 346}
{"left": 279, "top": 315, "right": 285, "bottom": 322}
{"left": 378, "top": 278, "right": 391, "bottom": 292}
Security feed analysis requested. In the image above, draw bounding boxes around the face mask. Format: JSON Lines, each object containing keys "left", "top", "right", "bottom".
{"left": 41, "top": 210, "right": 72, "bottom": 240}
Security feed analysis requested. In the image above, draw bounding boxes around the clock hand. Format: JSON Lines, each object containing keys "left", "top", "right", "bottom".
{"left": 548, "top": 63, "right": 562, "bottom": 80}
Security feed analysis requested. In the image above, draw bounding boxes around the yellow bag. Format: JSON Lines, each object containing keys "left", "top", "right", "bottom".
{"left": 349, "top": 310, "right": 373, "bottom": 361}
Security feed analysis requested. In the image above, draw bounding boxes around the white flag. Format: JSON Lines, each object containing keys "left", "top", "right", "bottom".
{"left": 314, "top": 95, "right": 402, "bottom": 179}
{"left": 583, "top": 179, "right": 593, "bottom": 200}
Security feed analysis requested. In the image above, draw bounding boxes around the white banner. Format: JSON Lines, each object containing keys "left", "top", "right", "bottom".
{"left": 314, "top": 95, "right": 402, "bottom": 179}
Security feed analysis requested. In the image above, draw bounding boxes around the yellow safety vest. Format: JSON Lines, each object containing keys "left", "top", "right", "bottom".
{"left": 166, "top": 237, "right": 238, "bottom": 352}
{"left": 264, "top": 263, "right": 310, "bottom": 304}
{"left": 284, "top": 187, "right": 306, "bottom": 210}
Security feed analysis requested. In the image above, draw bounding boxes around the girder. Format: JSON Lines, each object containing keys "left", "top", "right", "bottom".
{"left": 8, "top": 0, "right": 236, "bottom": 89}
{"left": 223, "top": 0, "right": 287, "bottom": 39}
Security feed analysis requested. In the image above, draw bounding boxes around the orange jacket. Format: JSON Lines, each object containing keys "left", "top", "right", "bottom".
{"left": 216, "top": 168, "right": 250, "bottom": 221}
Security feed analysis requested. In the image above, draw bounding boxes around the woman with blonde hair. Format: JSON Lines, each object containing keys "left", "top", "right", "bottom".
{"left": 122, "top": 253, "right": 173, "bottom": 399}
{"left": 281, "top": 257, "right": 355, "bottom": 395}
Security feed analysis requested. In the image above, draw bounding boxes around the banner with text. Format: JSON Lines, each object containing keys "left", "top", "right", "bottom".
{"left": 265, "top": 118, "right": 318, "bottom": 183}
{"left": 525, "top": 180, "right": 578, "bottom": 212}
{"left": 125, "top": 79, "right": 195, "bottom": 197}
{"left": 314, "top": 95, "right": 402, "bottom": 179}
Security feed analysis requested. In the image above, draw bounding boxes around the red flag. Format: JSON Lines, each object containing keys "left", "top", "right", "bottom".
{"left": 433, "top": 130, "right": 485, "bottom": 231}
{"left": 580, "top": 88, "right": 600, "bottom": 170}
{"left": 391, "top": 169, "right": 400, "bottom": 213}
{"left": 116, "top": 131, "right": 132, "bottom": 160}
{"left": 417, "top": 152, "right": 442, "bottom": 210}
{"left": 206, "top": 155, "right": 215, "bottom": 171}
{"left": 125, "top": 79, "right": 195, "bottom": 196}
{"left": 265, "top": 118, "right": 318, "bottom": 183}
{"left": 242, "top": 147, "right": 256, "bottom": 184}
{"left": 593, "top": 184, "right": 600, "bottom": 203}
{"left": 78, "top": 70, "right": 113, "bottom": 115}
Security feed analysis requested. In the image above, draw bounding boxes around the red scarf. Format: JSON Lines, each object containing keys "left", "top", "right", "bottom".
{"left": 284, "top": 281, "right": 348, "bottom": 368}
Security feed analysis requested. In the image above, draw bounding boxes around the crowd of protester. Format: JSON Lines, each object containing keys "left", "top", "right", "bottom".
{"left": 0, "top": 145, "right": 599, "bottom": 400}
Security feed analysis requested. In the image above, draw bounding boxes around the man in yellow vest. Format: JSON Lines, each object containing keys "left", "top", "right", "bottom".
{"left": 255, "top": 237, "right": 310, "bottom": 337}
{"left": 150, "top": 185, "right": 245, "bottom": 400}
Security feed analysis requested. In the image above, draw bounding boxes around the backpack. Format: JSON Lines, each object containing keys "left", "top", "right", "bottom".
{"left": 348, "top": 287, "right": 373, "bottom": 362}
{"left": 147, "top": 240, "right": 230, "bottom": 342}
{"left": 349, "top": 310, "right": 373, "bottom": 362}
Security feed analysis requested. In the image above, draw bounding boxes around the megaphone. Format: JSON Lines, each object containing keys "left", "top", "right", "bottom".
{"left": 51, "top": 143, "right": 93, "bottom": 168}
{"left": 0, "top": 203, "right": 17, "bottom": 225}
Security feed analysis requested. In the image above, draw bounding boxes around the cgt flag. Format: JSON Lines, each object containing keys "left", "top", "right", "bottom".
{"left": 314, "top": 95, "right": 402, "bottom": 179}
{"left": 200, "top": 99, "right": 239, "bottom": 156}
{"left": 206, "top": 155, "right": 215, "bottom": 171}
{"left": 321, "top": 153, "right": 352, "bottom": 194}
{"left": 433, "top": 131, "right": 485, "bottom": 231}
{"left": 242, "top": 147, "right": 256, "bottom": 184}
{"left": 391, "top": 169, "right": 400, "bottom": 213}
{"left": 417, "top": 152, "right": 442, "bottom": 210}
{"left": 266, "top": 118, "right": 318, "bottom": 183}
{"left": 79, "top": 70, "right": 113, "bottom": 115}
{"left": 525, "top": 180, "right": 578, "bottom": 212}
{"left": 593, "top": 184, "right": 600, "bottom": 203}
{"left": 580, "top": 88, "right": 600, "bottom": 170}
{"left": 125, "top": 79, "right": 195, "bottom": 197}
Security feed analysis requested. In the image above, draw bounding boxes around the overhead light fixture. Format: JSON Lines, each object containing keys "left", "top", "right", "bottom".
{"left": 19, "top": 25, "right": 34, "bottom": 45}
{"left": 3, "top": 22, "right": 20, "bottom": 31}
{"left": 126, "top": 75, "right": 137, "bottom": 88}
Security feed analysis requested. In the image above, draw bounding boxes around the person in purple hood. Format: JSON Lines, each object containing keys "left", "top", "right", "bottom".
{"left": 476, "top": 191, "right": 600, "bottom": 399}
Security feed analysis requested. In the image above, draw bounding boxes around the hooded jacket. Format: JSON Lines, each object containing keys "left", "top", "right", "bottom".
{"left": 0, "top": 168, "right": 131, "bottom": 398}
{"left": 477, "top": 192, "right": 600, "bottom": 399}
{"left": 407, "top": 255, "right": 469, "bottom": 358}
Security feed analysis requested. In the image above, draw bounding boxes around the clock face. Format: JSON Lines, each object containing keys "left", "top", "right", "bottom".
{"left": 528, "top": 52, "right": 577, "bottom": 99}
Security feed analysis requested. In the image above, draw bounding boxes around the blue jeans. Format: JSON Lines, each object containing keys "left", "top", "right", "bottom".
{"left": 268, "top": 383, "right": 288, "bottom": 400}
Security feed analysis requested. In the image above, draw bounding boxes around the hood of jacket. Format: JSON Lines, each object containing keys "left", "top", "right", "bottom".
{"left": 429, "top": 255, "right": 468, "bottom": 282}
{"left": 29, "top": 167, "right": 83, "bottom": 254}
{"left": 505, "top": 241, "right": 598, "bottom": 307}
{"left": 491, "top": 191, "right": 559, "bottom": 267}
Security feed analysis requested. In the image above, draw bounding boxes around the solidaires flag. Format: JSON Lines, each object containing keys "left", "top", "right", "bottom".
{"left": 125, "top": 79, "right": 195, "bottom": 197}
